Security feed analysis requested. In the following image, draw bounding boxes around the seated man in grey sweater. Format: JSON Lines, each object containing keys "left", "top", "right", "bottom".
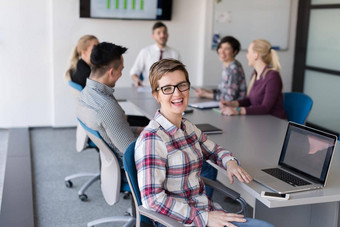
{"left": 77, "top": 42, "right": 143, "bottom": 160}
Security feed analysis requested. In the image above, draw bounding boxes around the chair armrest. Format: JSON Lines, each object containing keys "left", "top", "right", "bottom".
{"left": 201, "top": 176, "right": 240, "bottom": 200}
{"left": 201, "top": 177, "right": 247, "bottom": 216}
{"left": 138, "top": 206, "right": 185, "bottom": 227}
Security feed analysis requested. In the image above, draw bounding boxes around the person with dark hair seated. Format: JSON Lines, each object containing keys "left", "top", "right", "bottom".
{"left": 77, "top": 42, "right": 143, "bottom": 161}
{"left": 195, "top": 36, "right": 247, "bottom": 101}
{"left": 135, "top": 59, "right": 274, "bottom": 227}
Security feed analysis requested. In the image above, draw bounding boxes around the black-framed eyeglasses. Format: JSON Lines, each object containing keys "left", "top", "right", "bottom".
{"left": 156, "top": 81, "right": 191, "bottom": 95}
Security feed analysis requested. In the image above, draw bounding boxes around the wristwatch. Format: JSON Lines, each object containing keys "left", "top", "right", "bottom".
{"left": 227, "top": 157, "right": 239, "bottom": 166}
{"left": 227, "top": 157, "right": 237, "bottom": 164}
{"left": 236, "top": 107, "right": 241, "bottom": 115}
{"left": 229, "top": 157, "right": 236, "bottom": 162}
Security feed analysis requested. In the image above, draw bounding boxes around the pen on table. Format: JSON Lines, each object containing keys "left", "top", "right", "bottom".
{"left": 212, "top": 108, "right": 221, "bottom": 114}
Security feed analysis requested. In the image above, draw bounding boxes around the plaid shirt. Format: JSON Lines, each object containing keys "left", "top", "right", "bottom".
{"left": 135, "top": 111, "right": 235, "bottom": 226}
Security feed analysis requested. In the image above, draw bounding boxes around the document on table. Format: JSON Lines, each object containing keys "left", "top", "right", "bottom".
{"left": 118, "top": 101, "right": 145, "bottom": 116}
{"left": 188, "top": 101, "right": 219, "bottom": 109}
{"left": 137, "top": 86, "right": 152, "bottom": 93}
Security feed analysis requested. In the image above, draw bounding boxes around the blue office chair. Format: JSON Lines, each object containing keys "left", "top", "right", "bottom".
{"left": 123, "top": 141, "right": 247, "bottom": 227}
{"left": 64, "top": 80, "right": 100, "bottom": 201}
{"left": 283, "top": 92, "right": 313, "bottom": 124}
{"left": 68, "top": 80, "right": 83, "bottom": 91}
{"left": 78, "top": 119, "right": 135, "bottom": 227}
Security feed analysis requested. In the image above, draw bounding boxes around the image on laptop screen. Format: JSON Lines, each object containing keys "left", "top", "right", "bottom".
{"left": 279, "top": 124, "right": 336, "bottom": 183}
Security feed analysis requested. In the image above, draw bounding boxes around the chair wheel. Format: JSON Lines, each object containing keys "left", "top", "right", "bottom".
{"left": 123, "top": 191, "right": 130, "bottom": 200}
{"left": 79, "top": 194, "right": 88, "bottom": 201}
{"left": 65, "top": 180, "right": 73, "bottom": 188}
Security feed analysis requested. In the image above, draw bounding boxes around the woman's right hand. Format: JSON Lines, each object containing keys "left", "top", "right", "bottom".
{"left": 194, "top": 88, "right": 213, "bottom": 99}
{"left": 219, "top": 100, "right": 231, "bottom": 108}
{"left": 207, "top": 211, "right": 246, "bottom": 227}
{"left": 194, "top": 88, "right": 207, "bottom": 97}
{"left": 194, "top": 88, "right": 203, "bottom": 97}
{"left": 219, "top": 100, "right": 238, "bottom": 108}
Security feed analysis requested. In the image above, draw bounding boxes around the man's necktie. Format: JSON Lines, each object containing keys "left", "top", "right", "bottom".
{"left": 159, "top": 50, "right": 163, "bottom": 60}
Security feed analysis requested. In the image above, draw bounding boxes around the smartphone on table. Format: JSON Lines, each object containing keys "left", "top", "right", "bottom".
{"left": 261, "top": 191, "right": 290, "bottom": 200}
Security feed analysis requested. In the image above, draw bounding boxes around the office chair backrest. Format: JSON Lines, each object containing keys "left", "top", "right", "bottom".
{"left": 76, "top": 122, "right": 90, "bottom": 152}
{"left": 123, "top": 141, "right": 152, "bottom": 225}
{"left": 283, "top": 92, "right": 313, "bottom": 124}
{"left": 78, "top": 119, "right": 122, "bottom": 206}
{"left": 123, "top": 142, "right": 141, "bottom": 203}
{"left": 67, "top": 80, "right": 83, "bottom": 100}
{"left": 67, "top": 80, "right": 90, "bottom": 151}
{"left": 68, "top": 80, "right": 83, "bottom": 92}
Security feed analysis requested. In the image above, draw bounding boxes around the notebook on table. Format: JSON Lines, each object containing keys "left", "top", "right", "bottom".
{"left": 252, "top": 122, "right": 337, "bottom": 194}
{"left": 188, "top": 101, "right": 219, "bottom": 109}
{"left": 196, "top": 123, "right": 223, "bottom": 135}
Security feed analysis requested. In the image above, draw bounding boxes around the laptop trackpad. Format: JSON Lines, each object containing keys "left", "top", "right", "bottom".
{"left": 254, "top": 174, "right": 295, "bottom": 193}
{"left": 255, "top": 174, "right": 278, "bottom": 184}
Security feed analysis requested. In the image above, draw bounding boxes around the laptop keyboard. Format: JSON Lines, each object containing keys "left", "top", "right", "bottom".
{"left": 262, "top": 168, "right": 311, "bottom": 187}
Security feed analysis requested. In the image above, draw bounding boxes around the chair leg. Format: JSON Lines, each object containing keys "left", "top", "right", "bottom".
{"left": 77, "top": 173, "right": 100, "bottom": 195}
{"left": 125, "top": 207, "right": 133, "bottom": 216}
{"left": 87, "top": 216, "right": 135, "bottom": 227}
{"left": 64, "top": 172, "right": 99, "bottom": 182}
{"left": 64, "top": 172, "right": 100, "bottom": 201}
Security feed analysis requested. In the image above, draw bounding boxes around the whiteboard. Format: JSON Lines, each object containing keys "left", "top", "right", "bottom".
{"left": 213, "top": 0, "right": 291, "bottom": 50}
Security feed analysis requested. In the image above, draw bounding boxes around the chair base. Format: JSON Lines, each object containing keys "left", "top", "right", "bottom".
{"left": 87, "top": 216, "right": 135, "bottom": 227}
{"left": 64, "top": 172, "right": 100, "bottom": 201}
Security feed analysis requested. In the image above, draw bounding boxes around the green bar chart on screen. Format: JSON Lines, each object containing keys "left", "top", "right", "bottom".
{"left": 91, "top": 0, "right": 161, "bottom": 19}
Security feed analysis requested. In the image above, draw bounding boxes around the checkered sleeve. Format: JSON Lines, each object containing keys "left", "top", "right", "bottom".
{"left": 135, "top": 131, "right": 208, "bottom": 226}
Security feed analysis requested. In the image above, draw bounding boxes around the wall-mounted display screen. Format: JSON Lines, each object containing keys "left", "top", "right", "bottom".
{"left": 80, "top": 0, "right": 172, "bottom": 20}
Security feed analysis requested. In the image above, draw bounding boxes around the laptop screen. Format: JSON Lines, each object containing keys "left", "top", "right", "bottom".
{"left": 279, "top": 122, "right": 337, "bottom": 184}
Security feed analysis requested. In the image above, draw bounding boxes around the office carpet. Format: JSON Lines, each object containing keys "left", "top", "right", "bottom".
{"left": 30, "top": 127, "right": 131, "bottom": 227}
{"left": 30, "top": 127, "right": 251, "bottom": 227}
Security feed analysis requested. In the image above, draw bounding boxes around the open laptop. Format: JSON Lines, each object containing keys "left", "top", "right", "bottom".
{"left": 253, "top": 122, "right": 337, "bottom": 194}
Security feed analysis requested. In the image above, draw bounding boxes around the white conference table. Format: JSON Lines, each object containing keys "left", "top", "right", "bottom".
{"left": 115, "top": 87, "right": 340, "bottom": 227}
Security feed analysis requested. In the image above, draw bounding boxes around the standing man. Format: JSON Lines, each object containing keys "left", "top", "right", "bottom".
{"left": 77, "top": 42, "right": 141, "bottom": 160}
{"left": 130, "top": 22, "right": 180, "bottom": 87}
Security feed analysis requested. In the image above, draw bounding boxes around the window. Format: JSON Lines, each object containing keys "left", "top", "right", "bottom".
{"left": 293, "top": 0, "right": 340, "bottom": 135}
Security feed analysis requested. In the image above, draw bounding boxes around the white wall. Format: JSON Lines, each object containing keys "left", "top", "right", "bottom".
{"left": 0, "top": 0, "right": 298, "bottom": 128}
{"left": 0, "top": 0, "right": 53, "bottom": 127}
{"left": 52, "top": 0, "right": 206, "bottom": 126}
{"left": 201, "top": 0, "right": 299, "bottom": 91}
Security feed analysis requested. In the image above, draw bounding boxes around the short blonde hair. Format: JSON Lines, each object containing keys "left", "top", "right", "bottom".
{"left": 149, "top": 59, "right": 190, "bottom": 93}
